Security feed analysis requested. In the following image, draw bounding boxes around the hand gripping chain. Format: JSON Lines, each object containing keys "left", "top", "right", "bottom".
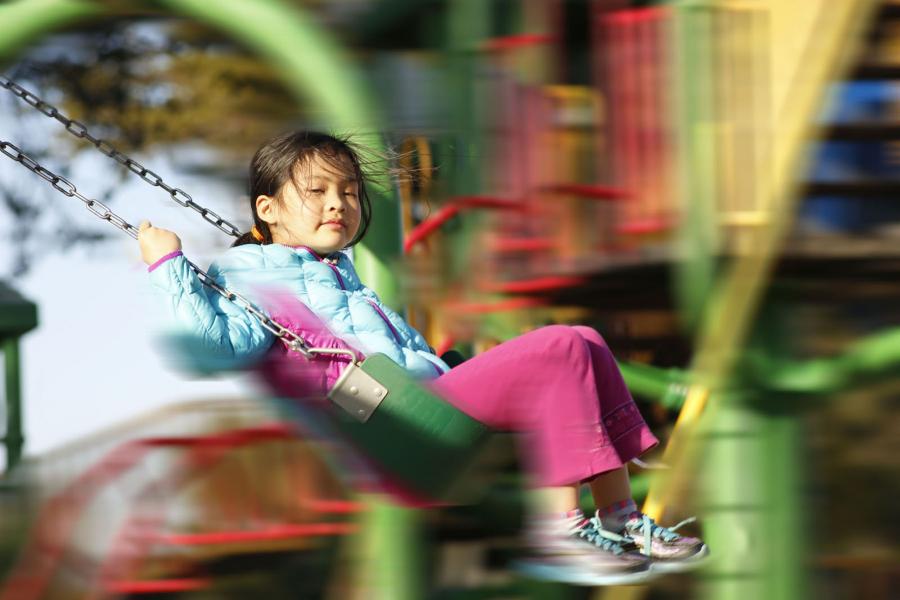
{"left": 0, "top": 139, "right": 356, "bottom": 364}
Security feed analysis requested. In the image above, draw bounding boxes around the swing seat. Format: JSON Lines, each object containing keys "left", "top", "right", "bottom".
{"left": 246, "top": 296, "right": 492, "bottom": 503}
{"left": 326, "top": 353, "right": 491, "bottom": 502}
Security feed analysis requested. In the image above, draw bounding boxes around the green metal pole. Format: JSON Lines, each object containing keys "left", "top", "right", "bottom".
{"left": 3, "top": 338, "right": 24, "bottom": 471}
{"left": 355, "top": 495, "right": 423, "bottom": 600}
{"left": 760, "top": 405, "right": 805, "bottom": 600}
{"left": 670, "top": 1, "right": 720, "bottom": 334}
{"left": 698, "top": 392, "right": 806, "bottom": 600}
{"left": 699, "top": 299, "right": 807, "bottom": 600}
{"left": 697, "top": 397, "right": 766, "bottom": 600}
{"left": 442, "top": 0, "right": 491, "bottom": 283}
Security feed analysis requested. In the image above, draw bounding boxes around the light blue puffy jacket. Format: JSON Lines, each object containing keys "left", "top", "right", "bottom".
{"left": 147, "top": 243, "right": 450, "bottom": 377}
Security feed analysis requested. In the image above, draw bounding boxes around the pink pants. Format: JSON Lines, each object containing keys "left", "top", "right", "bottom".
{"left": 429, "top": 325, "right": 658, "bottom": 487}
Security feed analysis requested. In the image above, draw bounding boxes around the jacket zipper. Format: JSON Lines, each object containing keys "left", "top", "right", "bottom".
{"left": 324, "top": 261, "right": 346, "bottom": 290}
{"left": 302, "top": 246, "right": 443, "bottom": 375}
{"left": 299, "top": 246, "right": 346, "bottom": 290}
{"left": 366, "top": 299, "right": 403, "bottom": 344}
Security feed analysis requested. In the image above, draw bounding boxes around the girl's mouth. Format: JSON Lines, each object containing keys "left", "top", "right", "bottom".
{"left": 321, "top": 220, "right": 345, "bottom": 229}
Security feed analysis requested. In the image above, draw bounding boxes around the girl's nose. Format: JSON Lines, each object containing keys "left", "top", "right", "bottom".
{"left": 325, "top": 189, "right": 345, "bottom": 211}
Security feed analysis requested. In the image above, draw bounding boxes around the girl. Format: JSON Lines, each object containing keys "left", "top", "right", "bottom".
{"left": 138, "top": 131, "right": 708, "bottom": 586}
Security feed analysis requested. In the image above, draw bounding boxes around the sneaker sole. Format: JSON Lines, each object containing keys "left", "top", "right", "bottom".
{"left": 513, "top": 559, "right": 658, "bottom": 586}
{"left": 648, "top": 544, "right": 710, "bottom": 574}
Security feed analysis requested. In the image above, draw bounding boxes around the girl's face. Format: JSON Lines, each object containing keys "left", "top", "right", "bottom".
{"left": 258, "top": 153, "right": 361, "bottom": 255}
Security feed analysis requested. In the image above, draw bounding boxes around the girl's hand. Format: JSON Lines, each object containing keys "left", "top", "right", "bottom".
{"left": 138, "top": 220, "right": 182, "bottom": 266}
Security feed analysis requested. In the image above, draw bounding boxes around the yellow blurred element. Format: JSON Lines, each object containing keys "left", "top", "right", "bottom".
{"left": 601, "top": 1, "right": 879, "bottom": 599}
{"left": 657, "top": 0, "right": 876, "bottom": 520}
{"left": 640, "top": 384, "right": 710, "bottom": 521}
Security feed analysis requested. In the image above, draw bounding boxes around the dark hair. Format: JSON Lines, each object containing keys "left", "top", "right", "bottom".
{"left": 232, "top": 131, "right": 373, "bottom": 249}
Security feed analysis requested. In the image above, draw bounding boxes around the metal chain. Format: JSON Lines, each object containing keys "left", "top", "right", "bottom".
{"left": 0, "top": 75, "right": 243, "bottom": 238}
{"left": 0, "top": 139, "right": 352, "bottom": 362}
{"left": 0, "top": 140, "right": 140, "bottom": 239}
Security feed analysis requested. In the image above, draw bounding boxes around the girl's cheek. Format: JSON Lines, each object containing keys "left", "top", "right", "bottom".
{"left": 299, "top": 201, "right": 319, "bottom": 219}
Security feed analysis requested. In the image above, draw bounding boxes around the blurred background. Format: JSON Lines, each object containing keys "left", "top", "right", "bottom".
{"left": 0, "top": 0, "right": 898, "bottom": 599}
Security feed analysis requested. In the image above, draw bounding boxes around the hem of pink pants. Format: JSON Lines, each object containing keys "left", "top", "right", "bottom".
{"left": 541, "top": 425, "right": 660, "bottom": 487}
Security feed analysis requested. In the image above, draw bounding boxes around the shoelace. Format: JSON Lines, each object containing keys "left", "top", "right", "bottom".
{"left": 577, "top": 517, "right": 634, "bottom": 556}
{"left": 631, "top": 514, "right": 697, "bottom": 556}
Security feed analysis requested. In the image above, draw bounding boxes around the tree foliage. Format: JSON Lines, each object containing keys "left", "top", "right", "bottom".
{"left": 1, "top": 19, "right": 306, "bottom": 274}
{"left": 15, "top": 20, "right": 303, "bottom": 154}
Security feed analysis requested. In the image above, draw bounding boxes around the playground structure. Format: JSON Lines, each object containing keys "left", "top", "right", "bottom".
{"left": 1, "top": 0, "right": 899, "bottom": 599}
{"left": 2, "top": 399, "right": 361, "bottom": 599}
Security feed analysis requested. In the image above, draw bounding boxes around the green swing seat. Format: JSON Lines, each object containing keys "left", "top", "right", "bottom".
{"left": 325, "top": 353, "right": 491, "bottom": 501}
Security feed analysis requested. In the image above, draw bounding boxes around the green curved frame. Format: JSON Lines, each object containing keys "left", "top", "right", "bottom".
{"left": 0, "top": 0, "right": 401, "bottom": 307}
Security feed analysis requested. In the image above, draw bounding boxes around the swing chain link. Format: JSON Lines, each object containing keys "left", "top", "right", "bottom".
{"left": 0, "top": 76, "right": 243, "bottom": 238}
{"left": 0, "top": 139, "right": 324, "bottom": 358}
{"left": 185, "top": 261, "right": 316, "bottom": 358}
{"left": 0, "top": 140, "right": 140, "bottom": 239}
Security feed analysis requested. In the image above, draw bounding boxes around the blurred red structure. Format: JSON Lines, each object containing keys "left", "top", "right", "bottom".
{"left": 2, "top": 423, "right": 356, "bottom": 600}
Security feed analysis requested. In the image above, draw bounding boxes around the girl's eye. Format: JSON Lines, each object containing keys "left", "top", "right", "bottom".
{"left": 308, "top": 188, "right": 325, "bottom": 194}
{"left": 343, "top": 190, "right": 358, "bottom": 197}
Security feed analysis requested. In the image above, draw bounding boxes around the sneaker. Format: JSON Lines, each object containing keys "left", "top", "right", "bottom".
{"left": 514, "top": 511, "right": 656, "bottom": 586}
{"left": 623, "top": 514, "right": 710, "bottom": 573}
